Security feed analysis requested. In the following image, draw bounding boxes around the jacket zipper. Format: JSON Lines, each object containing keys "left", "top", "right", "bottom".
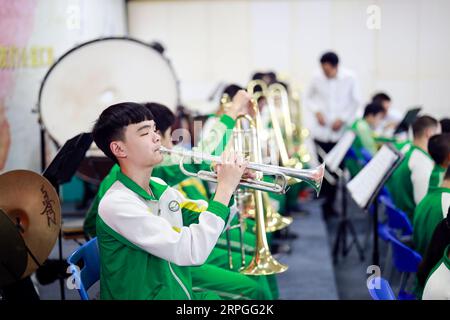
{"left": 168, "top": 262, "right": 191, "bottom": 300}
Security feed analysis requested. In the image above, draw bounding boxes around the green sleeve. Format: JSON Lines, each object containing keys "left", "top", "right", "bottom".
{"left": 154, "top": 114, "right": 236, "bottom": 186}
{"left": 356, "top": 121, "right": 377, "bottom": 155}
{"left": 195, "top": 114, "right": 235, "bottom": 156}
{"left": 83, "top": 164, "right": 121, "bottom": 237}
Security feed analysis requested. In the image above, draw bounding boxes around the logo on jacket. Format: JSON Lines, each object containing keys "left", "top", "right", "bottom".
{"left": 168, "top": 200, "right": 180, "bottom": 212}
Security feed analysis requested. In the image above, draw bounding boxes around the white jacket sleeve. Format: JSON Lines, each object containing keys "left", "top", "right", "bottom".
{"left": 410, "top": 151, "right": 434, "bottom": 205}
{"left": 98, "top": 190, "right": 230, "bottom": 266}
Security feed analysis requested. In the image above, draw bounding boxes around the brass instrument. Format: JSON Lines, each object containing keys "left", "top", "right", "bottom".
{"left": 158, "top": 147, "right": 324, "bottom": 195}
{"left": 238, "top": 100, "right": 288, "bottom": 275}
{"left": 266, "top": 83, "right": 300, "bottom": 169}
{"left": 267, "top": 83, "right": 295, "bottom": 154}
{"left": 291, "top": 87, "right": 311, "bottom": 164}
{"left": 248, "top": 80, "right": 300, "bottom": 231}
{"left": 262, "top": 192, "right": 293, "bottom": 233}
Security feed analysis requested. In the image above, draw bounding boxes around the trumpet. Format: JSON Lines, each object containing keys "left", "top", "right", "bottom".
{"left": 159, "top": 146, "right": 325, "bottom": 196}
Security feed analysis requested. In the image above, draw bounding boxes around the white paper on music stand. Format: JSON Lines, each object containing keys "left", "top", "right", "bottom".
{"left": 324, "top": 131, "right": 356, "bottom": 173}
{"left": 347, "top": 145, "right": 399, "bottom": 209}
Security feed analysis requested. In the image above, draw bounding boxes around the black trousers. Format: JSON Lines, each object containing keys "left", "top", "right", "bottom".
{"left": 314, "top": 139, "right": 338, "bottom": 217}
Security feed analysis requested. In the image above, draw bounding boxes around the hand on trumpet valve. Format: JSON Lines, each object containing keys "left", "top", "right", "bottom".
{"left": 215, "top": 151, "right": 249, "bottom": 193}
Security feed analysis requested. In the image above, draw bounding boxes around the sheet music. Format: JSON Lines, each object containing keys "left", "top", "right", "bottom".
{"left": 347, "top": 145, "right": 399, "bottom": 209}
{"left": 324, "top": 131, "right": 356, "bottom": 173}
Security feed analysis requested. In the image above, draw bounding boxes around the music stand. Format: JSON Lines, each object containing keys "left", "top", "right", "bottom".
{"left": 393, "top": 107, "right": 421, "bottom": 135}
{"left": 346, "top": 144, "right": 403, "bottom": 266}
{"left": 322, "top": 131, "right": 365, "bottom": 263}
{"left": 42, "top": 132, "right": 93, "bottom": 300}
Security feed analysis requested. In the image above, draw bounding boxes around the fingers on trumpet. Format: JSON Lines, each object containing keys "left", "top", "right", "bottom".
{"left": 215, "top": 151, "right": 249, "bottom": 190}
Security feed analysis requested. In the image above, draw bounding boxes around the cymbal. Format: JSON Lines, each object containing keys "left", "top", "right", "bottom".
{"left": 0, "top": 208, "right": 28, "bottom": 287}
{"left": 0, "top": 170, "right": 61, "bottom": 286}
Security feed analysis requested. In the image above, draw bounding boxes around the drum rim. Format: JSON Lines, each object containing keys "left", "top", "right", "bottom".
{"left": 36, "top": 36, "right": 181, "bottom": 145}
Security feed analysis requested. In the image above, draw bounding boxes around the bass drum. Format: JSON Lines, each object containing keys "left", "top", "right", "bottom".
{"left": 37, "top": 37, "right": 180, "bottom": 184}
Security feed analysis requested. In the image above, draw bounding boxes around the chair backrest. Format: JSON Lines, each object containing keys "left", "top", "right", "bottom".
{"left": 368, "top": 277, "right": 397, "bottom": 300}
{"left": 67, "top": 237, "right": 100, "bottom": 300}
{"left": 345, "top": 147, "right": 358, "bottom": 160}
{"left": 386, "top": 232, "right": 422, "bottom": 273}
{"left": 360, "top": 147, "right": 373, "bottom": 164}
{"left": 378, "top": 187, "right": 392, "bottom": 200}
{"left": 379, "top": 196, "right": 413, "bottom": 236}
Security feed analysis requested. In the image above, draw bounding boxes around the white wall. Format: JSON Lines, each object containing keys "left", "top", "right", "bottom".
{"left": 0, "top": 0, "right": 127, "bottom": 173}
{"left": 128, "top": 0, "right": 450, "bottom": 119}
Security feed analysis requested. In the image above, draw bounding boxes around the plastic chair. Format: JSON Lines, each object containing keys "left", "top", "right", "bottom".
{"left": 67, "top": 237, "right": 100, "bottom": 300}
{"left": 385, "top": 231, "right": 422, "bottom": 299}
{"left": 379, "top": 196, "right": 413, "bottom": 238}
{"left": 345, "top": 147, "right": 358, "bottom": 160}
{"left": 360, "top": 147, "right": 373, "bottom": 165}
{"left": 368, "top": 277, "right": 396, "bottom": 300}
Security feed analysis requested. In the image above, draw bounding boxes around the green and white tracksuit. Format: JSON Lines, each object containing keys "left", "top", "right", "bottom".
{"left": 345, "top": 118, "right": 377, "bottom": 177}
{"left": 176, "top": 177, "right": 257, "bottom": 254}
{"left": 422, "top": 245, "right": 450, "bottom": 300}
{"left": 84, "top": 114, "right": 235, "bottom": 237}
{"left": 175, "top": 176, "right": 279, "bottom": 300}
{"left": 387, "top": 145, "right": 434, "bottom": 220}
{"left": 86, "top": 114, "right": 275, "bottom": 299}
{"left": 393, "top": 139, "right": 412, "bottom": 154}
{"left": 413, "top": 186, "right": 450, "bottom": 256}
{"left": 97, "top": 171, "right": 234, "bottom": 300}
{"left": 428, "top": 165, "right": 446, "bottom": 192}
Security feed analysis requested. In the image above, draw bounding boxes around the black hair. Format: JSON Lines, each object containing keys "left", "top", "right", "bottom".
{"left": 265, "top": 71, "right": 277, "bottom": 84}
{"left": 440, "top": 118, "right": 450, "bottom": 133}
{"left": 251, "top": 72, "right": 277, "bottom": 85}
{"left": 412, "top": 115, "right": 438, "bottom": 138}
{"left": 92, "top": 102, "right": 153, "bottom": 163}
{"left": 143, "top": 102, "right": 175, "bottom": 134}
{"left": 149, "top": 41, "right": 165, "bottom": 55}
{"left": 320, "top": 51, "right": 339, "bottom": 67}
{"left": 417, "top": 210, "right": 450, "bottom": 288}
{"left": 251, "top": 72, "right": 264, "bottom": 81}
{"left": 446, "top": 166, "right": 450, "bottom": 180}
{"left": 363, "top": 102, "right": 386, "bottom": 118}
{"left": 428, "top": 133, "right": 450, "bottom": 166}
{"left": 372, "top": 92, "right": 391, "bottom": 105}
{"left": 221, "top": 84, "right": 243, "bottom": 100}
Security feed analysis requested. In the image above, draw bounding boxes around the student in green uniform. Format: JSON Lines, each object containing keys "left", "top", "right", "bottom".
{"left": 345, "top": 102, "right": 386, "bottom": 177}
{"left": 427, "top": 133, "right": 450, "bottom": 191}
{"left": 388, "top": 116, "right": 440, "bottom": 220}
{"left": 146, "top": 102, "right": 276, "bottom": 299}
{"left": 417, "top": 211, "right": 450, "bottom": 299}
{"left": 84, "top": 100, "right": 241, "bottom": 237}
{"left": 413, "top": 166, "right": 450, "bottom": 256}
{"left": 88, "top": 100, "right": 274, "bottom": 300}
{"left": 92, "top": 100, "right": 250, "bottom": 300}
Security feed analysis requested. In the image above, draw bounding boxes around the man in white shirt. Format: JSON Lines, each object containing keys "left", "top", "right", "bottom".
{"left": 305, "top": 51, "right": 361, "bottom": 218}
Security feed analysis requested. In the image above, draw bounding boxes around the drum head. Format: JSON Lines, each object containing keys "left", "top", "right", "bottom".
{"left": 38, "top": 37, "right": 179, "bottom": 148}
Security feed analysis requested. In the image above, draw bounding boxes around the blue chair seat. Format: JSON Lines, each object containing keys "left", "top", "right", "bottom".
{"left": 368, "top": 277, "right": 396, "bottom": 300}
{"left": 67, "top": 237, "right": 100, "bottom": 300}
